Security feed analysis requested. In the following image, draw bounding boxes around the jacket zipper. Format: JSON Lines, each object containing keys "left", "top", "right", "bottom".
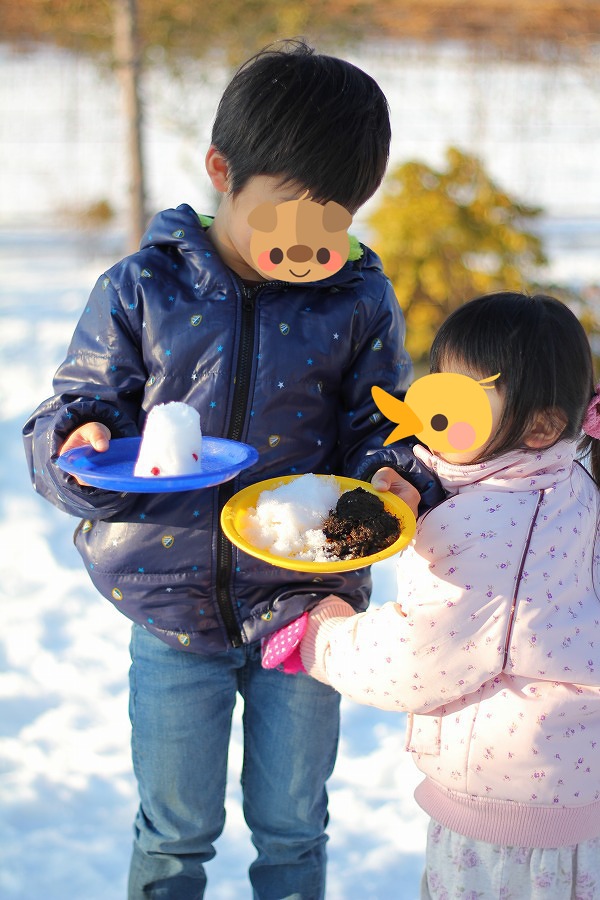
{"left": 502, "top": 490, "right": 545, "bottom": 670}
{"left": 216, "top": 283, "right": 259, "bottom": 647}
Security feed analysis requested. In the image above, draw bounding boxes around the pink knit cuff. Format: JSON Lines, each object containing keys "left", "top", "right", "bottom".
{"left": 300, "top": 594, "right": 355, "bottom": 683}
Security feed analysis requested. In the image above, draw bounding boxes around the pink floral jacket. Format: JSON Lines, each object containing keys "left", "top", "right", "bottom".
{"left": 301, "top": 441, "right": 600, "bottom": 847}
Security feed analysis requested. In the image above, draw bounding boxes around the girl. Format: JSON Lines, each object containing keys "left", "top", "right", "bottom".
{"left": 288, "top": 293, "right": 600, "bottom": 898}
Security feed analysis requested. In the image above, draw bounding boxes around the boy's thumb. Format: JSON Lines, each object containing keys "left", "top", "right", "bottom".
{"left": 90, "top": 426, "right": 110, "bottom": 452}
{"left": 370, "top": 474, "right": 389, "bottom": 492}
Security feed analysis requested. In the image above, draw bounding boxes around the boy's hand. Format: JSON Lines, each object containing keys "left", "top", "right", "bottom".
{"left": 370, "top": 466, "right": 420, "bottom": 518}
{"left": 59, "top": 422, "right": 111, "bottom": 485}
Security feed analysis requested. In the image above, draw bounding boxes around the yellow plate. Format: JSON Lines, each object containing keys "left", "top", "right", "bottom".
{"left": 220, "top": 474, "right": 416, "bottom": 572}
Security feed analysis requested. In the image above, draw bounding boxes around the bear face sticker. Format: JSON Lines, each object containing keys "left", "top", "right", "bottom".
{"left": 248, "top": 192, "right": 352, "bottom": 282}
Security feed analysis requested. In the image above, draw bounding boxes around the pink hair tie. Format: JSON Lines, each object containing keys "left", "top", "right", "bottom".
{"left": 583, "top": 383, "right": 600, "bottom": 439}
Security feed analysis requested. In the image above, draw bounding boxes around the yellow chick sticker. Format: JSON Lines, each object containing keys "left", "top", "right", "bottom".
{"left": 372, "top": 372, "right": 500, "bottom": 453}
{"left": 248, "top": 192, "right": 352, "bottom": 282}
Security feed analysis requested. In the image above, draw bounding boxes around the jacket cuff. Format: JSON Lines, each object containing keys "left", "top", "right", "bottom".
{"left": 300, "top": 594, "right": 355, "bottom": 683}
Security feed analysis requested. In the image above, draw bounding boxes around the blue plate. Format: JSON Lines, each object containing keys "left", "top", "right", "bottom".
{"left": 56, "top": 436, "right": 259, "bottom": 493}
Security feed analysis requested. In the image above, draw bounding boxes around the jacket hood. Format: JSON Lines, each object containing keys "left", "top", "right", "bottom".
{"left": 140, "top": 203, "right": 375, "bottom": 292}
{"left": 142, "top": 205, "right": 220, "bottom": 259}
{"left": 414, "top": 439, "right": 577, "bottom": 494}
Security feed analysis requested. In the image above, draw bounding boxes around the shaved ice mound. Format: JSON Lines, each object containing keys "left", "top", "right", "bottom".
{"left": 242, "top": 474, "right": 342, "bottom": 561}
{"left": 241, "top": 474, "right": 401, "bottom": 562}
{"left": 134, "top": 402, "right": 202, "bottom": 477}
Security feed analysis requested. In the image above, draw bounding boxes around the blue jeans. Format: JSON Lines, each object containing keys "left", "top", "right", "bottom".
{"left": 127, "top": 624, "right": 341, "bottom": 900}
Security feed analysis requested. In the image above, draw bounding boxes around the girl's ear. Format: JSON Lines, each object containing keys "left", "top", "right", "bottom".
{"left": 205, "top": 146, "right": 230, "bottom": 193}
{"left": 524, "top": 409, "right": 567, "bottom": 449}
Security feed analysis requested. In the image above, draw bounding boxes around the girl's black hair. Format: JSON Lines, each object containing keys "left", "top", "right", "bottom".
{"left": 430, "top": 291, "right": 600, "bottom": 482}
{"left": 210, "top": 40, "right": 391, "bottom": 214}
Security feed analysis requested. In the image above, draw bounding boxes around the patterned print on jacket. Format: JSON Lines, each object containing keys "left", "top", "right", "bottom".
{"left": 311, "top": 442, "right": 600, "bottom": 844}
{"left": 23, "top": 204, "right": 413, "bottom": 653}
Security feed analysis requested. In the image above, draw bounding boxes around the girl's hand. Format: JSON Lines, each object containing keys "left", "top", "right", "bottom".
{"left": 59, "top": 422, "right": 111, "bottom": 485}
{"left": 261, "top": 613, "right": 309, "bottom": 674}
{"left": 370, "top": 466, "right": 420, "bottom": 518}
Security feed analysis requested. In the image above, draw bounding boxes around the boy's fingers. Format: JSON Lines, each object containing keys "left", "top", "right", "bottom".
{"left": 371, "top": 467, "right": 420, "bottom": 518}
{"left": 58, "top": 423, "right": 111, "bottom": 486}
{"left": 60, "top": 422, "right": 111, "bottom": 455}
{"left": 370, "top": 467, "right": 393, "bottom": 492}
{"left": 89, "top": 426, "right": 111, "bottom": 452}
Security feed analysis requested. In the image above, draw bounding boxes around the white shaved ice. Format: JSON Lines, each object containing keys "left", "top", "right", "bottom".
{"left": 134, "top": 401, "right": 202, "bottom": 477}
{"left": 241, "top": 473, "right": 342, "bottom": 561}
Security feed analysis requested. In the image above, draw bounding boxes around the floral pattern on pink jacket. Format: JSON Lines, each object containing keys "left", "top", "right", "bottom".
{"left": 301, "top": 441, "right": 600, "bottom": 846}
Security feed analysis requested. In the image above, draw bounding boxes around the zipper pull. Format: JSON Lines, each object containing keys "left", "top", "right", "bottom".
{"left": 241, "top": 281, "right": 261, "bottom": 310}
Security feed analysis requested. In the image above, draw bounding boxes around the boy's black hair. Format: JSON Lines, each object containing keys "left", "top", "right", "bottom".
{"left": 210, "top": 40, "right": 391, "bottom": 214}
{"left": 430, "top": 291, "right": 598, "bottom": 479}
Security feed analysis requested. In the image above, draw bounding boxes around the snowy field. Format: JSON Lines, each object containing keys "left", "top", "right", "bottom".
{"left": 1, "top": 38, "right": 599, "bottom": 900}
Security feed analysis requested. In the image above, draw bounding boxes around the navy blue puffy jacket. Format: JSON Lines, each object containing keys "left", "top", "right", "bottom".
{"left": 23, "top": 204, "right": 439, "bottom": 654}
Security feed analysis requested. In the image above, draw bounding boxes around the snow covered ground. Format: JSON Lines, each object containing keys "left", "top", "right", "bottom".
{"left": 1, "top": 38, "right": 599, "bottom": 900}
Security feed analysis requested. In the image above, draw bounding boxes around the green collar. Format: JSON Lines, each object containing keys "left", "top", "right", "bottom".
{"left": 348, "top": 233, "right": 363, "bottom": 261}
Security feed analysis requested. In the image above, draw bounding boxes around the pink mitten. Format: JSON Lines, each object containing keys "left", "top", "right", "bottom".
{"left": 261, "top": 613, "right": 309, "bottom": 674}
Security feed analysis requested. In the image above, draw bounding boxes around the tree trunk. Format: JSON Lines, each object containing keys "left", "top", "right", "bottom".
{"left": 113, "top": 0, "right": 146, "bottom": 252}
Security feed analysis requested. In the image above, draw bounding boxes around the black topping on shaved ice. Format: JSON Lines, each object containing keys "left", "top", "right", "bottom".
{"left": 322, "top": 487, "right": 400, "bottom": 559}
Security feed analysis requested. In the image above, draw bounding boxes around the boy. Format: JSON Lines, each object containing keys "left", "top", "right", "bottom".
{"left": 23, "top": 41, "right": 439, "bottom": 899}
